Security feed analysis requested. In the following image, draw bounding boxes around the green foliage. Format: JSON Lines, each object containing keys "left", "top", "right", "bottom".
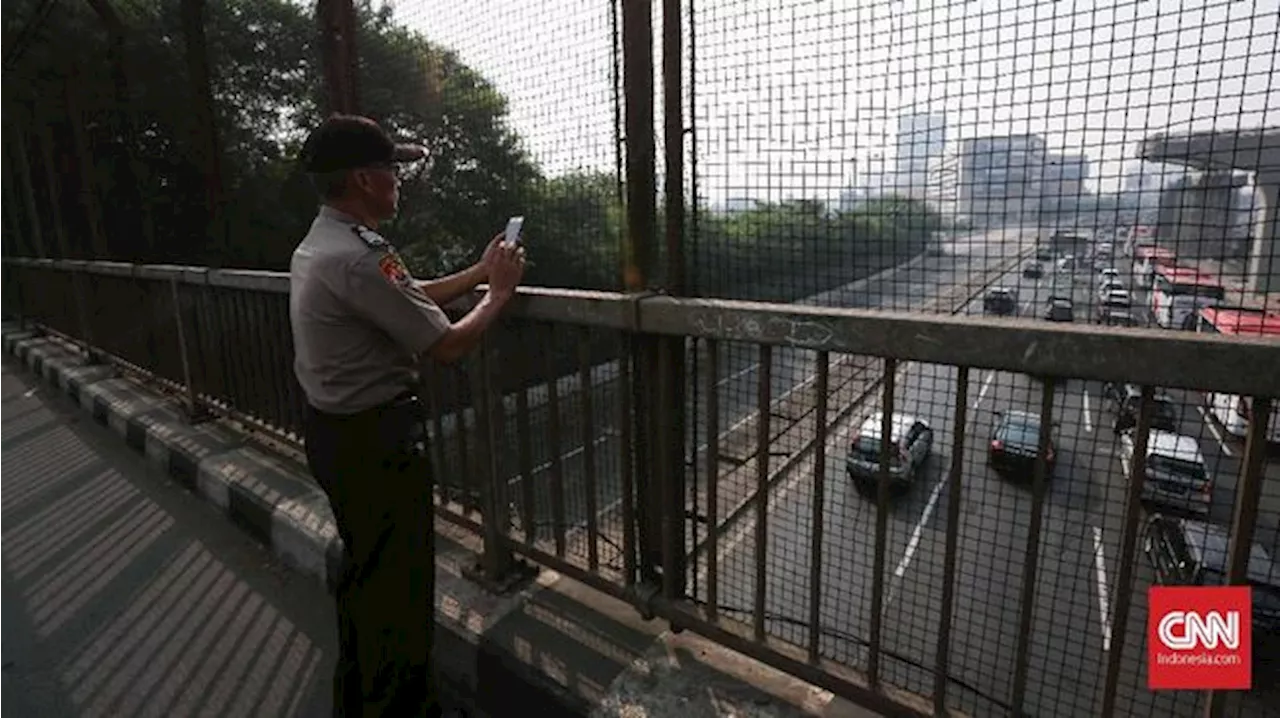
{"left": 2, "top": 0, "right": 541, "bottom": 272}
{"left": 690, "top": 195, "right": 943, "bottom": 301}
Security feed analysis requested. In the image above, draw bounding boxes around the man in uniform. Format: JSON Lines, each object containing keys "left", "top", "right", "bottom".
{"left": 289, "top": 114, "right": 525, "bottom": 717}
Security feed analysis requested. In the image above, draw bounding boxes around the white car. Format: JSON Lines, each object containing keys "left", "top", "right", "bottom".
{"left": 1102, "top": 289, "right": 1131, "bottom": 305}
{"left": 1098, "top": 267, "right": 1120, "bottom": 281}
{"left": 1205, "top": 393, "right": 1280, "bottom": 444}
{"left": 845, "top": 412, "right": 934, "bottom": 497}
{"left": 1098, "top": 281, "right": 1126, "bottom": 299}
{"left": 1118, "top": 429, "right": 1212, "bottom": 516}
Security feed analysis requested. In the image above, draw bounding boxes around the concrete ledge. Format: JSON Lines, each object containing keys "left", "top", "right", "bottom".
{"left": 1, "top": 322, "right": 886, "bottom": 718}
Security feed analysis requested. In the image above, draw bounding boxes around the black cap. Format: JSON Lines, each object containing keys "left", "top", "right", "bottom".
{"left": 300, "top": 114, "right": 426, "bottom": 173}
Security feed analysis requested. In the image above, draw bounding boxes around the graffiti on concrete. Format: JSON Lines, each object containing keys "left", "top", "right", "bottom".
{"left": 689, "top": 309, "right": 836, "bottom": 348}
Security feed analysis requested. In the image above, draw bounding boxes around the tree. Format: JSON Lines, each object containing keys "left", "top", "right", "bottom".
{"left": 358, "top": 4, "right": 540, "bottom": 277}
{"left": 522, "top": 171, "right": 624, "bottom": 289}
{"left": 1, "top": 0, "right": 543, "bottom": 273}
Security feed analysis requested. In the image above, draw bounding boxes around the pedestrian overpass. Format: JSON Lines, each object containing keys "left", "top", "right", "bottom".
{"left": 1139, "top": 127, "right": 1280, "bottom": 293}
{"left": 4, "top": 255, "right": 1278, "bottom": 718}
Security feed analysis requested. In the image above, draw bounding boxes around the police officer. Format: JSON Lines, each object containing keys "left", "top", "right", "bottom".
{"left": 289, "top": 114, "right": 525, "bottom": 717}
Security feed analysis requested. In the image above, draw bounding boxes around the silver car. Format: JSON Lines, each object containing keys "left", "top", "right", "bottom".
{"left": 1119, "top": 429, "right": 1213, "bottom": 516}
{"left": 846, "top": 412, "right": 934, "bottom": 498}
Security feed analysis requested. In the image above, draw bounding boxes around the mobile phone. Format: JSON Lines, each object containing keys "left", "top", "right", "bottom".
{"left": 504, "top": 216, "right": 524, "bottom": 246}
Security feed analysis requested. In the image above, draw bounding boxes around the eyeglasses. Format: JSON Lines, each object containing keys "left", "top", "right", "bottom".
{"left": 365, "top": 159, "right": 428, "bottom": 184}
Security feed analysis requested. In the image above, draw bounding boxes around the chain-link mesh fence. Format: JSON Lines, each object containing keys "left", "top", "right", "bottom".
{"left": 674, "top": 5, "right": 1280, "bottom": 718}
{"left": 685, "top": 0, "right": 1279, "bottom": 314}
{"left": 2, "top": 0, "right": 626, "bottom": 288}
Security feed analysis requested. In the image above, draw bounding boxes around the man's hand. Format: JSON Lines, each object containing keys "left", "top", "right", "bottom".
{"left": 478, "top": 233, "right": 505, "bottom": 280}
{"left": 487, "top": 241, "right": 526, "bottom": 300}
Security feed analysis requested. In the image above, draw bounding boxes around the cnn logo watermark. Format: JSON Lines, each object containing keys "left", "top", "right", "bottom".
{"left": 1148, "top": 587, "right": 1251, "bottom": 690}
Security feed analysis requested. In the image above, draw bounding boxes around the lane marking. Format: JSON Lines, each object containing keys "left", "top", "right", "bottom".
{"left": 699, "top": 356, "right": 917, "bottom": 584}
{"left": 886, "top": 469, "right": 948, "bottom": 604}
{"left": 505, "top": 432, "right": 618, "bottom": 487}
{"left": 674, "top": 245, "right": 1036, "bottom": 587}
{"left": 883, "top": 368, "right": 993, "bottom": 605}
{"left": 1091, "top": 525, "right": 1113, "bottom": 653}
{"left": 1082, "top": 389, "right": 1094, "bottom": 433}
{"left": 971, "top": 372, "right": 995, "bottom": 410}
{"left": 654, "top": 253, "right": 1019, "bottom": 514}
{"left": 1195, "top": 405, "right": 1235, "bottom": 457}
{"left": 698, "top": 251, "right": 1030, "bottom": 588}
{"left": 715, "top": 360, "right": 767, "bottom": 388}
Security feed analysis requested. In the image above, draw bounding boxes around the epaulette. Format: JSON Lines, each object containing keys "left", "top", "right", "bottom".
{"left": 352, "top": 225, "right": 391, "bottom": 251}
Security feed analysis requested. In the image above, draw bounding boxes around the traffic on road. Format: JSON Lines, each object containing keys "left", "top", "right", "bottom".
{"left": 486, "top": 228, "right": 1036, "bottom": 552}
{"left": 706, "top": 224, "right": 1280, "bottom": 717}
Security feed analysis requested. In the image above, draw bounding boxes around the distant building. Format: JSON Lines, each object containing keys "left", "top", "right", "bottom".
{"left": 1155, "top": 171, "right": 1253, "bottom": 258}
{"left": 956, "top": 135, "right": 1047, "bottom": 225}
{"left": 1120, "top": 162, "right": 1166, "bottom": 220}
{"left": 1124, "top": 163, "right": 1164, "bottom": 193}
{"left": 894, "top": 114, "right": 947, "bottom": 200}
{"left": 721, "top": 197, "right": 759, "bottom": 213}
{"left": 1040, "top": 154, "right": 1090, "bottom": 213}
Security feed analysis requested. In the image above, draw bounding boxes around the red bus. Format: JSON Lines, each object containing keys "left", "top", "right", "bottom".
{"left": 1193, "top": 307, "right": 1280, "bottom": 443}
{"left": 1150, "top": 264, "right": 1224, "bottom": 329}
{"left": 1130, "top": 245, "right": 1177, "bottom": 289}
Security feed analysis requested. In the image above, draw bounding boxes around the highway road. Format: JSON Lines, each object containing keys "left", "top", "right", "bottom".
{"left": 456, "top": 227, "right": 1038, "bottom": 563}
{"left": 707, "top": 254, "right": 1280, "bottom": 717}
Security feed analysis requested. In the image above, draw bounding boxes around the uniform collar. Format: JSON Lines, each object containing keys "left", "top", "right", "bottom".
{"left": 318, "top": 204, "right": 362, "bottom": 226}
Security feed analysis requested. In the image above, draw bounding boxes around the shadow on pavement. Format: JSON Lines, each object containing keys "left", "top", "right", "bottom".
{"left": 1, "top": 357, "right": 335, "bottom": 718}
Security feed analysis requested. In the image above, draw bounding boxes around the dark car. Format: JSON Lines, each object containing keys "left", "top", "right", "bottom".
{"left": 1044, "top": 297, "right": 1074, "bottom": 322}
{"left": 1142, "top": 514, "right": 1280, "bottom": 637}
{"left": 988, "top": 410, "right": 1056, "bottom": 480}
{"left": 983, "top": 287, "right": 1019, "bottom": 316}
{"left": 1097, "top": 307, "right": 1143, "bottom": 326}
{"left": 1095, "top": 293, "right": 1133, "bottom": 324}
{"left": 1102, "top": 382, "right": 1180, "bottom": 432}
{"left": 1023, "top": 261, "right": 1044, "bottom": 279}
{"left": 1035, "top": 247, "right": 1054, "bottom": 262}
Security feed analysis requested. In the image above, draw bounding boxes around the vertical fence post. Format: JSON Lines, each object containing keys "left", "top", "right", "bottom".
{"left": 621, "top": 0, "right": 663, "bottom": 590}
{"left": 63, "top": 74, "right": 109, "bottom": 258}
{"left": 179, "top": 0, "right": 226, "bottom": 259}
{"left": 170, "top": 274, "right": 208, "bottom": 423}
{"left": 12, "top": 123, "right": 48, "bottom": 260}
{"left": 463, "top": 336, "right": 521, "bottom": 589}
{"left": 1100, "top": 387, "right": 1156, "bottom": 718}
{"left": 1203, "top": 396, "right": 1272, "bottom": 718}
{"left": 36, "top": 125, "right": 70, "bottom": 258}
{"left": 656, "top": 0, "right": 688, "bottom": 602}
{"left": 2, "top": 146, "right": 31, "bottom": 258}
{"left": 317, "top": 0, "right": 361, "bottom": 114}
{"left": 38, "top": 126, "right": 98, "bottom": 359}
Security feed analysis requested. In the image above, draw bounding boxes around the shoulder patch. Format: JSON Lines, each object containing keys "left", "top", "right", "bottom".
{"left": 377, "top": 252, "right": 414, "bottom": 288}
{"left": 352, "top": 225, "right": 390, "bottom": 250}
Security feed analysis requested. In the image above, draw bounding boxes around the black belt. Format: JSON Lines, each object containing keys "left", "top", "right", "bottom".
{"left": 308, "top": 389, "right": 421, "bottom": 424}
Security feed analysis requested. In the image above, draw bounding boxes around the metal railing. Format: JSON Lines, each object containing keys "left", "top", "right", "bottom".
{"left": 4, "top": 257, "right": 1280, "bottom": 718}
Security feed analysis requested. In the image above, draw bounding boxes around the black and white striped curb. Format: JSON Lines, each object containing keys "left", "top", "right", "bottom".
{"left": 2, "top": 326, "right": 345, "bottom": 591}
{"left": 0, "top": 324, "right": 621, "bottom": 716}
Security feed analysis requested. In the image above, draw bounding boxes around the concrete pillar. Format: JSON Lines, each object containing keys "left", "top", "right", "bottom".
{"left": 1247, "top": 173, "right": 1279, "bottom": 294}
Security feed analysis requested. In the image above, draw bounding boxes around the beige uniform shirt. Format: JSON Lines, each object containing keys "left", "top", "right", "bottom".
{"left": 289, "top": 205, "right": 451, "bottom": 414}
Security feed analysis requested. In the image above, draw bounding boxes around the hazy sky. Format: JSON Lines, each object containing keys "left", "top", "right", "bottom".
{"left": 395, "top": 0, "right": 1279, "bottom": 200}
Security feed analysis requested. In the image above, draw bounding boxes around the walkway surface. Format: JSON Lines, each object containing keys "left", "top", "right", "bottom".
{"left": 1, "top": 354, "right": 337, "bottom": 717}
